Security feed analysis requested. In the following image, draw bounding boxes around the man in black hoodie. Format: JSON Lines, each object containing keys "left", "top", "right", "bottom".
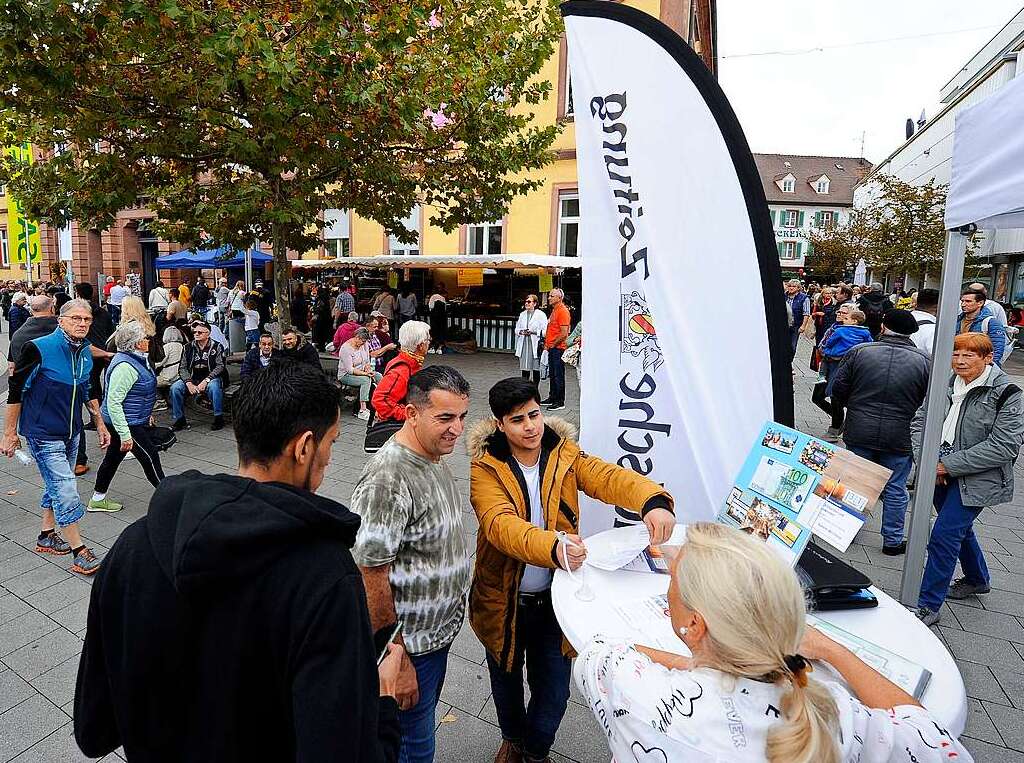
{"left": 74, "top": 361, "right": 403, "bottom": 762}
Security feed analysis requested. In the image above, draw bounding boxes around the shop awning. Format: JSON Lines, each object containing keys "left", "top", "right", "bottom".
{"left": 156, "top": 246, "right": 272, "bottom": 270}
{"left": 290, "top": 253, "right": 582, "bottom": 270}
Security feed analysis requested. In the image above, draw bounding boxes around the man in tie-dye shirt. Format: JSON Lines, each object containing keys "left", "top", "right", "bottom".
{"left": 352, "top": 365, "right": 473, "bottom": 763}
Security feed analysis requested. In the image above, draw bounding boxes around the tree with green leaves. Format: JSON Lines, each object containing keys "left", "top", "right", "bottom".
{"left": 0, "top": 0, "right": 562, "bottom": 328}
{"left": 804, "top": 207, "right": 871, "bottom": 282}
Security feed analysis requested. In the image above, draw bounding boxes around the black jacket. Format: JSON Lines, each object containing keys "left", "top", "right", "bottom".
{"left": 74, "top": 472, "right": 399, "bottom": 763}
{"left": 830, "top": 334, "right": 930, "bottom": 454}
{"left": 282, "top": 339, "right": 322, "bottom": 370}
{"left": 9, "top": 315, "right": 58, "bottom": 365}
{"left": 240, "top": 347, "right": 279, "bottom": 378}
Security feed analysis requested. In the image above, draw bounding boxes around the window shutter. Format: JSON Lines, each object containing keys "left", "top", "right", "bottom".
{"left": 798, "top": 211, "right": 805, "bottom": 227}
{"left": 770, "top": 209, "right": 775, "bottom": 225}
{"left": 777, "top": 242, "right": 784, "bottom": 257}
{"left": 814, "top": 212, "right": 821, "bottom": 226}
{"left": 796, "top": 242, "right": 802, "bottom": 258}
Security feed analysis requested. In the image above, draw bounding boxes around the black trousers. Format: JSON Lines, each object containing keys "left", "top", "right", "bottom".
{"left": 521, "top": 370, "right": 540, "bottom": 384}
{"left": 94, "top": 425, "right": 165, "bottom": 493}
{"left": 811, "top": 383, "right": 845, "bottom": 430}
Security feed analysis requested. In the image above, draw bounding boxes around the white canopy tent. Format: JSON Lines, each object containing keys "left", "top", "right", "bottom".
{"left": 900, "top": 72, "right": 1024, "bottom": 603}
{"left": 291, "top": 253, "right": 582, "bottom": 270}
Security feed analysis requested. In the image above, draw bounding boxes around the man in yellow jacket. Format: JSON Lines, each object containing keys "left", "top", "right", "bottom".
{"left": 468, "top": 377, "right": 675, "bottom": 763}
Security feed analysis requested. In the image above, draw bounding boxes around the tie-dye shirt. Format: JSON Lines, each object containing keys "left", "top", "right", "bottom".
{"left": 351, "top": 440, "right": 472, "bottom": 656}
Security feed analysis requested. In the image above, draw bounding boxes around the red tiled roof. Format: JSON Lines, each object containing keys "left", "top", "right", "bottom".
{"left": 754, "top": 154, "right": 873, "bottom": 206}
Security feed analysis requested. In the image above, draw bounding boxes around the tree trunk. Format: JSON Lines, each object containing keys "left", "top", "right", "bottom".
{"left": 272, "top": 224, "right": 292, "bottom": 333}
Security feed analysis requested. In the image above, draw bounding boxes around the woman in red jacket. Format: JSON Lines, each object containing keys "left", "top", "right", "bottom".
{"left": 371, "top": 320, "right": 431, "bottom": 422}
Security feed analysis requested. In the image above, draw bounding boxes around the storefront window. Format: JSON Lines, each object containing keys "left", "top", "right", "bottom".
{"left": 324, "top": 209, "right": 350, "bottom": 258}
{"left": 1012, "top": 261, "right": 1024, "bottom": 306}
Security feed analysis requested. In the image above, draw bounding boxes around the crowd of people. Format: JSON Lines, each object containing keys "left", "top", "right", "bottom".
{"left": 0, "top": 271, "right": 998, "bottom": 763}
{"left": 787, "top": 277, "right": 1024, "bottom": 629}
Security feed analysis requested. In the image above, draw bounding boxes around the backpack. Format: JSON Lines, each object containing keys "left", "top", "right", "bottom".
{"left": 978, "top": 316, "right": 1018, "bottom": 362}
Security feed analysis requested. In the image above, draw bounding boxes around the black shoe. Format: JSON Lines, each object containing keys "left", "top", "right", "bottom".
{"left": 172, "top": 417, "right": 189, "bottom": 432}
{"left": 540, "top": 398, "right": 554, "bottom": 405}
{"left": 211, "top": 416, "right": 224, "bottom": 432}
{"left": 546, "top": 402, "right": 566, "bottom": 411}
{"left": 882, "top": 541, "right": 907, "bottom": 556}
{"left": 948, "top": 577, "right": 991, "bottom": 599}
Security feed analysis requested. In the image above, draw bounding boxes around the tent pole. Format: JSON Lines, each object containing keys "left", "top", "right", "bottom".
{"left": 244, "top": 246, "right": 254, "bottom": 290}
{"left": 899, "top": 228, "right": 970, "bottom": 606}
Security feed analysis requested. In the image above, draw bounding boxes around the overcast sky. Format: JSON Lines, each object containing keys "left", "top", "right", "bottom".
{"left": 717, "top": 1, "right": 1024, "bottom": 162}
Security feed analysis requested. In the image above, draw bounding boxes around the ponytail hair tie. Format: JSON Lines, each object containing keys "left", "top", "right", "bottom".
{"left": 783, "top": 654, "right": 811, "bottom": 687}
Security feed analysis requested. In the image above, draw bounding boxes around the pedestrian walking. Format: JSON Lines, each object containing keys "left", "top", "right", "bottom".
{"left": 88, "top": 321, "right": 166, "bottom": 513}
{"left": 830, "top": 310, "right": 930, "bottom": 555}
{"left": 913, "top": 333, "right": 1024, "bottom": 626}
{"left": 1, "top": 298, "right": 111, "bottom": 575}
{"left": 856, "top": 282, "right": 889, "bottom": 339}
{"left": 910, "top": 288, "right": 939, "bottom": 355}
{"left": 468, "top": 378, "right": 674, "bottom": 763}
{"left": 74, "top": 361, "right": 403, "bottom": 761}
{"left": 783, "top": 279, "right": 811, "bottom": 359}
{"left": 958, "top": 288, "right": 1005, "bottom": 365}
{"left": 514, "top": 294, "right": 546, "bottom": 385}
{"left": 811, "top": 306, "right": 871, "bottom": 441}
{"left": 7, "top": 291, "right": 29, "bottom": 335}
{"left": 541, "top": 289, "right": 570, "bottom": 411}
{"left": 8, "top": 294, "right": 57, "bottom": 373}
{"left": 351, "top": 366, "right": 474, "bottom": 763}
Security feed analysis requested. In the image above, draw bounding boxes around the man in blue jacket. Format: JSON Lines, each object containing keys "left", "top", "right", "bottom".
{"left": 784, "top": 279, "right": 811, "bottom": 359}
{"left": 958, "top": 288, "right": 1005, "bottom": 365}
{"left": 1, "top": 299, "right": 111, "bottom": 575}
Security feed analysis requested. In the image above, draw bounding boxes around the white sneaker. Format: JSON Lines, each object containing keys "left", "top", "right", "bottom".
{"left": 356, "top": 409, "right": 370, "bottom": 421}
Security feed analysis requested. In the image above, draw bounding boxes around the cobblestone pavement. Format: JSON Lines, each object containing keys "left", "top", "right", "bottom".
{"left": 2, "top": 338, "right": 1024, "bottom": 762}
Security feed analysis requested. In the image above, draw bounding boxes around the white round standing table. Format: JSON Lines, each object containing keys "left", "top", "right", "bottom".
{"left": 552, "top": 561, "right": 967, "bottom": 736}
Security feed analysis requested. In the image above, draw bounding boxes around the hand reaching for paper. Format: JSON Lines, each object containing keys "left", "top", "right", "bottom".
{"left": 557, "top": 533, "right": 587, "bottom": 571}
{"left": 644, "top": 508, "right": 676, "bottom": 546}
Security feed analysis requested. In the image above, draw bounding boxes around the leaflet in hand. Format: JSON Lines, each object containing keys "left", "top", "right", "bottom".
{"left": 807, "top": 615, "right": 932, "bottom": 699}
{"left": 719, "top": 422, "right": 893, "bottom": 564}
{"left": 585, "top": 525, "right": 686, "bottom": 573}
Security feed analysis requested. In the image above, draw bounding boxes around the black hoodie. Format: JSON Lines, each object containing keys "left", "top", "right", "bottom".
{"left": 74, "top": 471, "right": 399, "bottom": 762}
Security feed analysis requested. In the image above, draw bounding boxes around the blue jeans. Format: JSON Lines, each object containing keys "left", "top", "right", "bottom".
{"left": 547, "top": 347, "right": 565, "bottom": 404}
{"left": 487, "top": 595, "right": 571, "bottom": 760}
{"left": 918, "top": 482, "right": 990, "bottom": 612}
{"left": 848, "top": 447, "right": 913, "bottom": 547}
{"left": 170, "top": 377, "right": 224, "bottom": 419}
{"left": 27, "top": 435, "right": 86, "bottom": 527}
{"left": 399, "top": 646, "right": 450, "bottom": 763}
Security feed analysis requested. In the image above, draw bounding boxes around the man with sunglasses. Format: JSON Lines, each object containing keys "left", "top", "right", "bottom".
{"left": 170, "top": 320, "right": 228, "bottom": 432}
{"left": 1, "top": 298, "right": 111, "bottom": 575}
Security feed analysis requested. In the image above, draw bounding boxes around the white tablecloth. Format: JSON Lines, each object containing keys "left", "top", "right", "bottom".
{"left": 552, "top": 563, "right": 967, "bottom": 735}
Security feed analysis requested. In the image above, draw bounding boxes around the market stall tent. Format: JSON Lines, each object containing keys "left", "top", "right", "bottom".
{"left": 290, "top": 253, "right": 581, "bottom": 270}
{"left": 901, "top": 71, "right": 1024, "bottom": 604}
{"left": 155, "top": 245, "right": 272, "bottom": 270}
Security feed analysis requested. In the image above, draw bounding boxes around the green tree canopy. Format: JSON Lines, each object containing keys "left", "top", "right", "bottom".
{"left": 0, "top": 0, "right": 562, "bottom": 326}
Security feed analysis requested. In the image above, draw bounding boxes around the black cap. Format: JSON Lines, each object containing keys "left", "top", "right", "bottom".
{"left": 882, "top": 309, "right": 918, "bottom": 335}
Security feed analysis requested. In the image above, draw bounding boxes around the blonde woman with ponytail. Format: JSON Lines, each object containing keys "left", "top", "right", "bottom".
{"left": 574, "top": 523, "right": 972, "bottom": 762}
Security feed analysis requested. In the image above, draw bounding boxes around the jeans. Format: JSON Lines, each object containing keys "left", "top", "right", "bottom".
{"left": 399, "top": 646, "right": 450, "bottom": 763}
{"left": 788, "top": 325, "right": 801, "bottom": 359}
{"left": 338, "top": 372, "right": 382, "bottom": 402}
{"left": 487, "top": 594, "right": 572, "bottom": 761}
{"left": 170, "top": 377, "right": 224, "bottom": 419}
{"left": 848, "top": 447, "right": 913, "bottom": 547}
{"left": 27, "top": 435, "right": 86, "bottom": 527}
{"left": 918, "top": 482, "right": 990, "bottom": 612}
{"left": 107, "top": 303, "right": 121, "bottom": 324}
{"left": 547, "top": 347, "right": 565, "bottom": 404}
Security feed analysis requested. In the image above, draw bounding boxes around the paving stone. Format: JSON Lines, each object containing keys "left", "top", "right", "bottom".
{"left": 49, "top": 598, "right": 91, "bottom": 634}
{"left": 947, "top": 602, "right": 1024, "bottom": 643}
{"left": 549, "top": 692, "right": 609, "bottom": 763}
{"left": 957, "top": 660, "right": 1011, "bottom": 705}
{"left": 0, "top": 593, "right": 31, "bottom": 621}
{"left": 3, "top": 628, "right": 83, "bottom": 681}
{"left": 2, "top": 563, "right": 74, "bottom": 599}
{"left": 0, "top": 694, "right": 70, "bottom": 762}
{"left": 24, "top": 577, "right": 93, "bottom": 616}
{"left": 0, "top": 611, "right": 60, "bottom": 658}
{"left": 450, "top": 620, "right": 486, "bottom": 666}
{"left": 8, "top": 722, "right": 94, "bottom": 762}
{"left": 0, "top": 669, "right": 35, "bottom": 714}
{"left": 439, "top": 652, "right": 492, "bottom": 716}
{"left": 964, "top": 697, "right": 1003, "bottom": 745}
{"left": 993, "top": 668, "right": 1024, "bottom": 710}
{"left": 433, "top": 709, "right": 502, "bottom": 763}
{"left": 31, "top": 654, "right": 81, "bottom": 708}
{"left": 984, "top": 701, "right": 1024, "bottom": 751}
{"left": 938, "top": 627, "right": 1024, "bottom": 672}
{"left": 979, "top": 589, "right": 1024, "bottom": 618}
{"left": 0, "top": 551, "right": 46, "bottom": 584}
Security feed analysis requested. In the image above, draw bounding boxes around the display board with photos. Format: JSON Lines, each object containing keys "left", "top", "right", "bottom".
{"left": 719, "top": 422, "right": 893, "bottom": 565}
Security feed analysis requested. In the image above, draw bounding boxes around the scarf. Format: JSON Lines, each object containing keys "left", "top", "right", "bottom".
{"left": 942, "top": 366, "right": 992, "bottom": 446}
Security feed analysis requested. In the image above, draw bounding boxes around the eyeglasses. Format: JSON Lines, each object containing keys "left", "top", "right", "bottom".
{"left": 62, "top": 315, "right": 92, "bottom": 324}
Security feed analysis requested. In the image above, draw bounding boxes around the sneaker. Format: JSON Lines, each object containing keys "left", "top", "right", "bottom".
{"left": 882, "top": 541, "right": 907, "bottom": 556}
{"left": 153, "top": 399, "right": 169, "bottom": 412}
{"left": 172, "top": 417, "right": 189, "bottom": 432}
{"left": 72, "top": 547, "right": 102, "bottom": 576}
{"left": 73, "top": 464, "right": 90, "bottom": 476}
{"left": 88, "top": 497, "right": 123, "bottom": 513}
{"left": 35, "top": 532, "right": 72, "bottom": 556}
{"left": 823, "top": 427, "right": 841, "bottom": 444}
{"left": 915, "top": 607, "right": 940, "bottom": 627}
{"left": 540, "top": 398, "right": 554, "bottom": 405}
{"left": 546, "top": 402, "right": 566, "bottom": 411}
{"left": 948, "top": 577, "right": 991, "bottom": 599}
{"left": 356, "top": 409, "right": 371, "bottom": 421}
{"left": 211, "top": 415, "right": 225, "bottom": 432}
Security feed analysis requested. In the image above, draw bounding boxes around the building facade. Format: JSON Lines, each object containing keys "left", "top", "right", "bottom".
{"left": 754, "top": 154, "right": 872, "bottom": 277}
{"left": 853, "top": 9, "right": 1024, "bottom": 299}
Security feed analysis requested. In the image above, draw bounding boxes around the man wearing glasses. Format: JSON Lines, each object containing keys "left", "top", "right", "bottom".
{"left": 170, "top": 320, "right": 228, "bottom": 432}
{"left": 1, "top": 299, "right": 111, "bottom": 575}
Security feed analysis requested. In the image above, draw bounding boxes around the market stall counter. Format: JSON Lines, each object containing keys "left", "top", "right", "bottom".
{"left": 551, "top": 539, "right": 968, "bottom": 737}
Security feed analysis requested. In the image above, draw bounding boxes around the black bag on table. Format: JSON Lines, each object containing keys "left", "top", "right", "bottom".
{"left": 797, "top": 542, "right": 877, "bottom": 611}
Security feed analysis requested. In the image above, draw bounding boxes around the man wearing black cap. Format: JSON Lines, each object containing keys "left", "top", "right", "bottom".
{"left": 830, "top": 309, "right": 930, "bottom": 555}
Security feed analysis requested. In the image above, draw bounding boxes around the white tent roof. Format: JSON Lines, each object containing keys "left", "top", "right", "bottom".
{"left": 946, "top": 72, "right": 1024, "bottom": 230}
{"left": 291, "top": 253, "right": 582, "bottom": 270}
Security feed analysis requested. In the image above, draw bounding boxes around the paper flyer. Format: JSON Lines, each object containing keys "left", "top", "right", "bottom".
{"left": 719, "top": 422, "right": 892, "bottom": 563}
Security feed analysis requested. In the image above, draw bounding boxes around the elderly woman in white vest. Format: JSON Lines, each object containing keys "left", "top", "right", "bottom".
{"left": 515, "top": 294, "right": 547, "bottom": 385}
{"left": 88, "top": 321, "right": 166, "bottom": 513}
{"left": 576, "top": 522, "right": 971, "bottom": 763}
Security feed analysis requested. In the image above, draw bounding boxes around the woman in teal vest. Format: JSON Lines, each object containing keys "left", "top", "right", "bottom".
{"left": 89, "top": 320, "right": 165, "bottom": 512}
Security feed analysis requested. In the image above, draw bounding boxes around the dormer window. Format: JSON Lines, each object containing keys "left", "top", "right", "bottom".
{"left": 781, "top": 176, "right": 795, "bottom": 193}
{"left": 815, "top": 176, "right": 830, "bottom": 194}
